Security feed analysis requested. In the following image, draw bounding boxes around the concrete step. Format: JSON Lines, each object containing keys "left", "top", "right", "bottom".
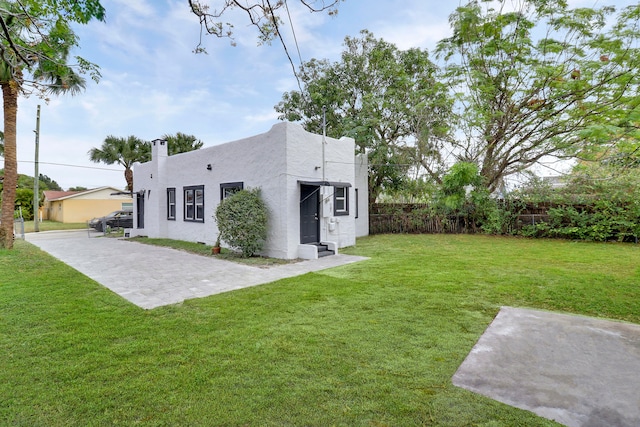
{"left": 315, "top": 243, "right": 335, "bottom": 257}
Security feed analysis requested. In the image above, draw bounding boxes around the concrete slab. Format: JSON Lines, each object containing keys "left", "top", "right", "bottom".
{"left": 25, "top": 230, "right": 368, "bottom": 310}
{"left": 453, "top": 306, "right": 640, "bottom": 427}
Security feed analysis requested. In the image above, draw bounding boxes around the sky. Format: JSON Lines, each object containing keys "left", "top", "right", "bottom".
{"left": 7, "top": 0, "right": 632, "bottom": 191}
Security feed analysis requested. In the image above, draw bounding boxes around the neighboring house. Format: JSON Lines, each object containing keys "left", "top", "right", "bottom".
{"left": 130, "top": 122, "right": 369, "bottom": 259}
{"left": 43, "top": 187, "right": 133, "bottom": 223}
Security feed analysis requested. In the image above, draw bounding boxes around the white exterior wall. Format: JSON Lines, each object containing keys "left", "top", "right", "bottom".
{"left": 354, "top": 153, "right": 369, "bottom": 238}
{"left": 131, "top": 122, "right": 367, "bottom": 259}
{"left": 282, "top": 124, "right": 357, "bottom": 258}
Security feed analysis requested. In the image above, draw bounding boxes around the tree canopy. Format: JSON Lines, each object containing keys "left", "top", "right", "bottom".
{"left": 162, "top": 132, "right": 204, "bottom": 156}
{"left": 435, "top": 0, "right": 640, "bottom": 192}
{"left": 273, "top": 1, "right": 640, "bottom": 203}
{"left": 88, "top": 136, "right": 150, "bottom": 192}
{"left": 276, "top": 30, "right": 452, "bottom": 204}
{"left": 0, "top": 0, "right": 103, "bottom": 91}
{"left": 0, "top": 0, "right": 104, "bottom": 249}
{"left": 88, "top": 133, "right": 204, "bottom": 191}
{"left": 0, "top": 171, "right": 64, "bottom": 220}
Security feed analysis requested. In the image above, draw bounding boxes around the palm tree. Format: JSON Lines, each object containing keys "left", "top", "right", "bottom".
{"left": 162, "top": 132, "right": 204, "bottom": 156}
{"left": 88, "top": 135, "right": 150, "bottom": 191}
{"left": 0, "top": 3, "right": 91, "bottom": 249}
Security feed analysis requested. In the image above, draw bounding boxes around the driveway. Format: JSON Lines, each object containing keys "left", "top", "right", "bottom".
{"left": 25, "top": 230, "right": 368, "bottom": 309}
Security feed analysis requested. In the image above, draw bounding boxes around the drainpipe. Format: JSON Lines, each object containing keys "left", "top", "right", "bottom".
{"left": 322, "top": 106, "right": 326, "bottom": 182}
{"left": 321, "top": 106, "right": 327, "bottom": 243}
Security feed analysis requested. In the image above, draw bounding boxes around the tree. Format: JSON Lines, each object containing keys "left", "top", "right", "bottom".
{"left": 0, "top": 1, "right": 104, "bottom": 65}
{"left": 436, "top": 162, "right": 481, "bottom": 213}
{"left": 88, "top": 136, "right": 150, "bottom": 192}
{"left": 162, "top": 132, "right": 204, "bottom": 156}
{"left": 188, "top": 1, "right": 341, "bottom": 55}
{"left": 14, "top": 187, "right": 33, "bottom": 220}
{"left": 88, "top": 133, "right": 203, "bottom": 191}
{"left": 38, "top": 174, "right": 62, "bottom": 191}
{"left": 0, "top": 172, "right": 63, "bottom": 220}
{"left": 436, "top": 0, "right": 640, "bottom": 193}
{"left": 0, "top": 0, "right": 103, "bottom": 249}
{"left": 276, "top": 30, "right": 453, "bottom": 204}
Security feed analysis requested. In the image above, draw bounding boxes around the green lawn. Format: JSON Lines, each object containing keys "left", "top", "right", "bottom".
{"left": 2, "top": 234, "right": 639, "bottom": 426}
{"left": 19, "top": 220, "right": 87, "bottom": 233}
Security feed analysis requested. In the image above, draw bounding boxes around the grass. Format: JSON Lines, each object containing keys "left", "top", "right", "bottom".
{"left": 128, "top": 236, "right": 293, "bottom": 267}
{"left": 19, "top": 220, "right": 86, "bottom": 233}
{"left": 2, "top": 234, "right": 639, "bottom": 426}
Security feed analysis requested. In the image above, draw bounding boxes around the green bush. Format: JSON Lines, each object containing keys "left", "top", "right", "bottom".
{"left": 14, "top": 188, "right": 35, "bottom": 220}
{"left": 515, "top": 166, "right": 640, "bottom": 242}
{"left": 436, "top": 162, "right": 481, "bottom": 213}
{"left": 215, "top": 188, "right": 269, "bottom": 257}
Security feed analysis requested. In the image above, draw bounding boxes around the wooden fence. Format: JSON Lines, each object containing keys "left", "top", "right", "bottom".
{"left": 368, "top": 203, "right": 551, "bottom": 235}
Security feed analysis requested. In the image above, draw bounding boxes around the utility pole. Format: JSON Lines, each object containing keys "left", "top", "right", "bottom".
{"left": 33, "top": 105, "right": 40, "bottom": 232}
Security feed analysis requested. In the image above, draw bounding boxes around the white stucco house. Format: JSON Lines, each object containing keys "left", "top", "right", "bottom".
{"left": 129, "top": 122, "right": 369, "bottom": 259}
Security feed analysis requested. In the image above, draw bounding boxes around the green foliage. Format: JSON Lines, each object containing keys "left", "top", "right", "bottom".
{"left": 0, "top": 0, "right": 103, "bottom": 249}
{"left": 517, "top": 164, "right": 640, "bottom": 241}
{"left": 0, "top": 171, "right": 60, "bottom": 217}
{"left": 520, "top": 200, "right": 640, "bottom": 242}
{"left": 13, "top": 188, "right": 34, "bottom": 220}
{"left": 21, "top": 220, "right": 86, "bottom": 233}
{"left": 436, "top": 1, "right": 640, "bottom": 192}
{"left": 38, "top": 174, "right": 62, "bottom": 190}
{"left": 215, "top": 188, "right": 269, "bottom": 257}
{"left": 16, "top": 173, "right": 54, "bottom": 191}
{"left": 276, "top": 29, "right": 453, "bottom": 202}
{"left": 22, "top": 0, "right": 105, "bottom": 25}
{"left": 162, "top": 132, "right": 204, "bottom": 156}
{"left": 428, "top": 162, "right": 526, "bottom": 235}
{"left": 131, "top": 237, "right": 290, "bottom": 267}
{"left": 377, "top": 176, "right": 437, "bottom": 203}
{"left": 88, "top": 135, "right": 150, "bottom": 166}
{"left": 437, "top": 162, "right": 481, "bottom": 212}
{"left": 88, "top": 134, "right": 203, "bottom": 191}
{"left": 88, "top": 135, "right": 150, "bottom": 190}
{"left": 0, "top": 0, "right": 105, "bottom": 86}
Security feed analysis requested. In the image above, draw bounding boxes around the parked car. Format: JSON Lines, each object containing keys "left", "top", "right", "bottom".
{"left": 89, "top": 210, "right": 133, "bottom": 232}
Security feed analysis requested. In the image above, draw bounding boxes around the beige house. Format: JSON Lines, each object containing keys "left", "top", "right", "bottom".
{"left": 43, "top": 187, "right": 132, "bottom": 223}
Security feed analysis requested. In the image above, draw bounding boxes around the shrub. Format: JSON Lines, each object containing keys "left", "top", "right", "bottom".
{"left": 215, "top": 188, "right": 269, "bottom": 257}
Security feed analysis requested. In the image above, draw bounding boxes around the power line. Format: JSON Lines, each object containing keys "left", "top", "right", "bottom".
{"left": 16, "top": 160, "right": 122, "bottom": 172}
{"left": 284, "top": 0, "right": 303, "bottom": 66}
{"left": 265, "top": 0, "right": 303, "bottom": 93}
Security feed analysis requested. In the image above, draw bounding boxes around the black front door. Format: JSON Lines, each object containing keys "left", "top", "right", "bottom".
{"left": 300, "top": 185, "right": 320, "bottom": 244}
{"left": 136, "top": 192, "right": 145, "bottom": 229}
